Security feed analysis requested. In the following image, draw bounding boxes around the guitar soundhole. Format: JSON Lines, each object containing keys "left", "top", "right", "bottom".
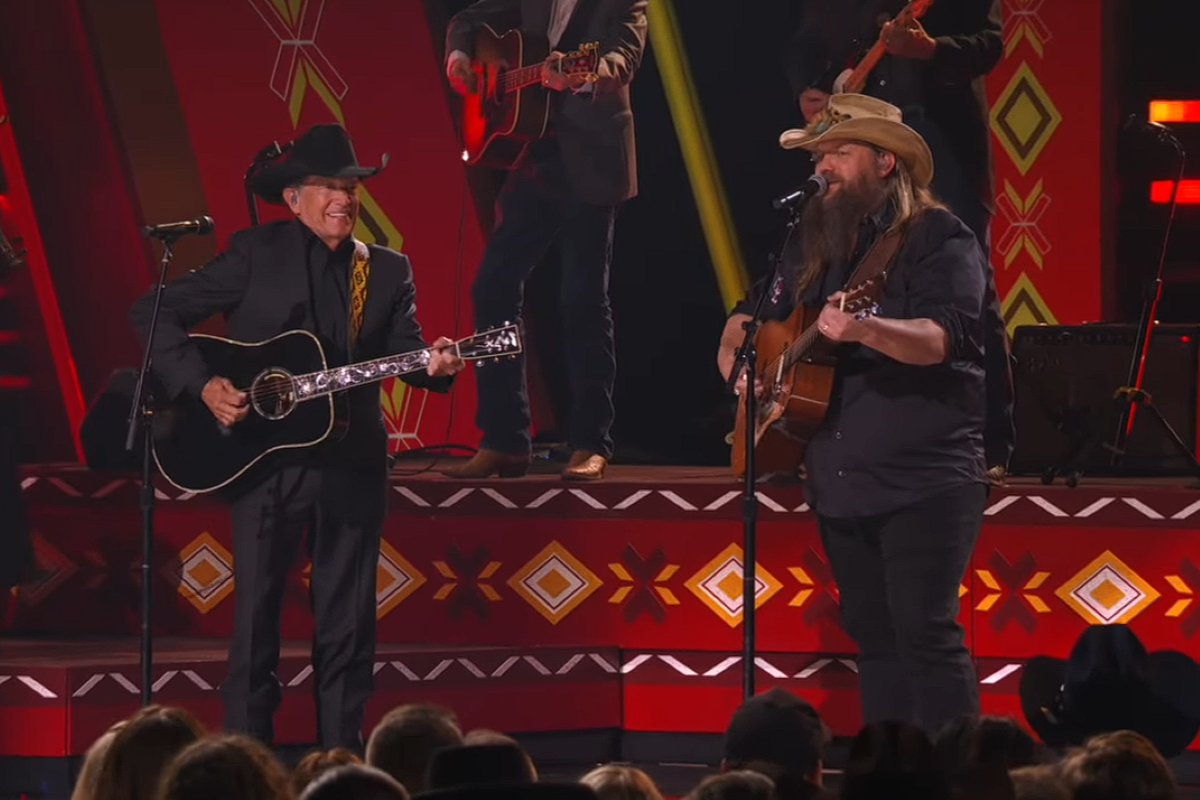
{"left": 250, "top": 369, "right": 298, "bottom": 421}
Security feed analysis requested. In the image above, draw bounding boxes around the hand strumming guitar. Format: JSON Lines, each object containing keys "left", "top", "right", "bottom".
{"left": 446, "top": 51, "right": 475, "bottom": 96}
{"left": 202, "top": 376, "right": 249, "bottom": 427}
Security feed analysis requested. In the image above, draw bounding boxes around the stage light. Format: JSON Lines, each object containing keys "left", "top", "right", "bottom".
{"left": 1149, "top": 101, "right": 1200, "bottom": 123}
{"left": 1149, "top": 180, "right": 1200, "bottom": 204}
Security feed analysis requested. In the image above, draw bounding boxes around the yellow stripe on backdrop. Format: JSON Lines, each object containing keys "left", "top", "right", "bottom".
{"left": 647, "top": 0, "right": 748, "bottom": 310}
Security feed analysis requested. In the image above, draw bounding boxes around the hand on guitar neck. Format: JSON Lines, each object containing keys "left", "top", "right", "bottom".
{"left": 445, "top": 48, "right": 591, "bottom": 96}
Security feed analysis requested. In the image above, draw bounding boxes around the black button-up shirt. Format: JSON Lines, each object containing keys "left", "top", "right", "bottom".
{"left": 734, "top": 204, "right": 988, "bottom": 518}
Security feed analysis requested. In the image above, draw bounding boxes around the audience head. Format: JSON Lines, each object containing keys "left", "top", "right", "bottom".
{"left": 579, "top": 765, "right": 664, "bottom": 800}
{"left": 157, "top": 734, "right": 294, "bottom": 800}
{"left": 298, "top": 764, "right": 408, "bottom": 800}
{"left": 1008, "top": 765, "right": 1069, "bottom": 800}
{"left": 842, "top": 720, "right": 950, "bottom": 800}
{"left": 93, "top": 704, "right": 204, "bottom": 800}
{"left": 366, "top": 703, "right": 463, "bottom": 794}
{"left": 686, "top": 771, "right": 775, "bottom": 800}
{"left": 722, "top": 688, "right": 827, "bottom": 784}
{"left": 70, "top": 721, "right": 126, "bottom": 800}
{"left": 1059, "top": 729, "right": 1176, "bottom": 800}
{"left": 427, "top": 742, "right": 537, "bottom": 789}
{"left": 292, "top": 748, "right": 362, "bottom": 795}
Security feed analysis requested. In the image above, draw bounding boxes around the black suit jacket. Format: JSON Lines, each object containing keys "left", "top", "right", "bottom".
{"left": 446, "top": 0, "right": 647, "bottom": 206}
{"left": 129, "top": 220, "right": 451, "bottom": 474}
{"left": 783, "top": 0, "right": 1002, "bottom": 213}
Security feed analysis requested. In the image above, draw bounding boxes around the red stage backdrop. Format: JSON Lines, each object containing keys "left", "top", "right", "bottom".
{"left": 988, "top": 0, "right": 1107, "bottom": 329}
{"left": 150, "top": 0, "right": 486, "bottom": 452}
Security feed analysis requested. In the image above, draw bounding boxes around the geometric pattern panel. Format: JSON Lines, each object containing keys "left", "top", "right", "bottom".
{"left": 172, "top": 532, "right": 234, "bottom": 614}
{"left": 1054, "top": 549, "right": 1162, "bottom": 625}
{"left": 990, "top": 61, "right": 1062, "bottom": 175}
{"left": 685, "top": 543, "right": 783, "bottom": 628}
{"left": 507, "top": 541, "right": 602, "bottom": 625}
{"left": 376, "top": 540, "right": 427, "bottom": 620}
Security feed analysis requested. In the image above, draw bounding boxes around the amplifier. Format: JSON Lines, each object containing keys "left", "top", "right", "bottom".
{"left": 1009, "top": 323, "right": 1200, "bottom": 477}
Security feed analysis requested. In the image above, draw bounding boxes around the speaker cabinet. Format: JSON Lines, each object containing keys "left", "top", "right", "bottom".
{"left": 1010, "top": 324, "right": 1200, "bottom": 477}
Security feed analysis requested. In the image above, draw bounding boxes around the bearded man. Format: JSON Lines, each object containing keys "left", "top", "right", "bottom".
{"left": 717, "top": 94, "right": 988, "bottom": 735}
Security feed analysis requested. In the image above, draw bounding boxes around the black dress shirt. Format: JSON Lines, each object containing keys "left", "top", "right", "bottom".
{"left": 733, "top": 204, "right": 989, "bottom": 518}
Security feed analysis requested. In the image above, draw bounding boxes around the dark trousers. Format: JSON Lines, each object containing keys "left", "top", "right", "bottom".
{"left": 471, "top": 141, "right": 617, "bottom": 458}
{"left": 817, "top": 483, "right": 987, "bottom": 735}
{"left": 222, "top": 464, "right": 386, "bottom": 751}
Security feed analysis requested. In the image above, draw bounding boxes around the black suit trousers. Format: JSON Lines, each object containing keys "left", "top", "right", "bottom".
{"left": 470, "top": 140, "right": 617, "bottom": 458}
{"left": 221, "top": 462, "right": 386, "bottom": 752}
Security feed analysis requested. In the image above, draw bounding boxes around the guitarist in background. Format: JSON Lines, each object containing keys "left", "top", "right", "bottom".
{"left": 783, "top": 0, "right": 1016, "bottom": 483}
{"left": 129, "top": 123, "right": 464, "bottom": 752}
{"left": 716, "top": 96, "right": 989, "bottom": 735}
{"left": 441, "top": 0, "right": 648, "bottom": 481}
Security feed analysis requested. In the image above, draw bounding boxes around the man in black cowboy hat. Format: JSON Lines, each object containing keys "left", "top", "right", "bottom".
{"left": 130, "top": 123, "right": 464, "bottom": 751}
{"left": 441, "top": 0, "right": 648, "bottom": 481}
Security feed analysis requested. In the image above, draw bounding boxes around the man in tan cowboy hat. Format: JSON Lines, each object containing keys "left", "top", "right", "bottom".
{"left": 130, "top": 123, "right": 465, "bottom": 752}
{"left": 717, "top": 94, "right": 990, "bottom": 736}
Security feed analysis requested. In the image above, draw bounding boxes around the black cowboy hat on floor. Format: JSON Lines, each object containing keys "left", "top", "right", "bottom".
{"left": 1019, "top": 623, "right": 1200, "bottom": 758}
{"left": 250, "top": 123, "right": 388, "bottom": 204}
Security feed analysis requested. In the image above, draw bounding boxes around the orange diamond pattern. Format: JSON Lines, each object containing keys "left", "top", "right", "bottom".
{"left": 685, "top": 543, "right": 783, "bottom": 628}
{"left": 508, "top": 541, "right": 602, "bottom": 625}
{"left": 174, "top": 532, "right": 234, "bottom": 614}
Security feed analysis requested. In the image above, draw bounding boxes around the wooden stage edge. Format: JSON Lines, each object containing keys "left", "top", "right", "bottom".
{"left": 7, "top": 460, "right": 1200, "bottom": 761}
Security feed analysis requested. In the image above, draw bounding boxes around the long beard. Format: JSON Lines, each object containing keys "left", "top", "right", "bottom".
{"left": 794, "top": 175, "right": 888, "bottom": 299}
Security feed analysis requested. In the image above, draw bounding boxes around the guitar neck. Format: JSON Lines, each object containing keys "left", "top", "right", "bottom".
{"left": 783, "top": 322, "right": 823, "bottom": 369}
{"left": 502, "top": 64, "right": 545, "bottom": 93}
{"left": 842, "top": 3, "right": 925, "bottom": 94}
{"left": 292, "top": 347, "right": 438, "bottom": 401}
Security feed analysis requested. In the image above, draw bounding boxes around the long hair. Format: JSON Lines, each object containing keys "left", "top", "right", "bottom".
{"left": 793, "top": 154, "right": 944, "bottom": 300}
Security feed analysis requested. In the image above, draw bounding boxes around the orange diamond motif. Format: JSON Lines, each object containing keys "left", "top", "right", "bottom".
{"left": 508, "top": 541, "right": 602, "bottom": 625}
{"left": 1055, "top": 550, "right": 1161, "bottom": 625}
{"left": 174, "top": 532, "right": 234, "bottom": 614}
{"left": 376, "top": 540, "right": 427, "bottom": 620}
{"left": 685, "top": 544, "right": 783, "bottom": 628}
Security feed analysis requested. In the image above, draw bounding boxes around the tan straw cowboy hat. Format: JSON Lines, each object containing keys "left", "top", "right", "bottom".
{"left": 779, "top": 94, "right": 934, "bottom": 188}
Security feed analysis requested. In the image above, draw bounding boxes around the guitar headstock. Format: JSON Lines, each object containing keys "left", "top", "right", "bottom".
{"left": 556, "top": 42, "right": 601, "bottom": 82}
{"left": 457, "top": 323, "right": 523, "bottom": 363}
{"left": 841, "top": 274, "right": 886, "bottom": 321}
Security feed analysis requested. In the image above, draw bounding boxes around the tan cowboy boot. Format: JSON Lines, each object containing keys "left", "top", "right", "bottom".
{"left": 442, "top": 448, "right": 531, "bottom": 479}
{"left": 562, "top": 450, "right": 607, "bottom": 481}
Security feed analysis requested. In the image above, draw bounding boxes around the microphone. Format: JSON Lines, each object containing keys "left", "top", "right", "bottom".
{"left": 773, "top": 174, "right": 828, "bottom": 210}
{"left": 142, "top": 216, "right": 215, "bottom": 239}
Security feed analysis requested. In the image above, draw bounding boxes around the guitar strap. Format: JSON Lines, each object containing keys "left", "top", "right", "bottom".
{"left": 349, "top": 239, "right": 371, "bottom": 348}
{"left": 842, "top": 225, "right": 904, "bottom": 291}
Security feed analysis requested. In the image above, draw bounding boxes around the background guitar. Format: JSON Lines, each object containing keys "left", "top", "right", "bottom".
{"left": 460, "top": 24, "right": 600, "bottom": 170}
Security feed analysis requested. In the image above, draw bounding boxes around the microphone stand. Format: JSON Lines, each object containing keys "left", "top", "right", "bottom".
{"left": 1047, "top": 120, "right": 1200, "bottom": 485}
{"left": 126, "top": 233, "right": 181, "bottom": 706}
{"left": 726, "top": 204, "right": 803, "bottom": 701}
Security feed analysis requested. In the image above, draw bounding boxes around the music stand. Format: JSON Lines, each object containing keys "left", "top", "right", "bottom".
{"left": 1043, "top": 117, "right": 1200, "bottom": 487}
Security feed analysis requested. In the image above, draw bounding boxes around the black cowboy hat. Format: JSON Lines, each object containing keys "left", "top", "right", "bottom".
{"left": 250, "top": 123, "right": 387, "bottom": 204}
{"left": 1019, "top": 623, "right": 1200, "bottom": 758}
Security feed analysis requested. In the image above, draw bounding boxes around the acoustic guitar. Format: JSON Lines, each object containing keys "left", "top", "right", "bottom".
{"left": 460, "top": 25, "right": 600, "bottom": 169}
{"left": 832, "top": 0, "right": 937, "bottom": 95}
{"left": 731, "top": 277, "right": 884, "bottom": 480}
{"left": 149, "top": 324, "right": 522, "bottom": 494}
